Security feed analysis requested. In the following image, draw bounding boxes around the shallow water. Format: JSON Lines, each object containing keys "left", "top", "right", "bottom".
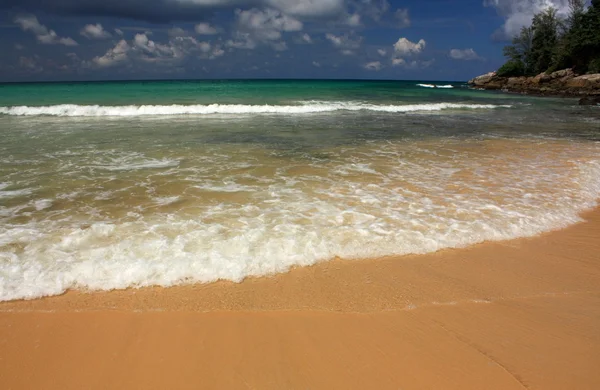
{"left": 0, "top": 80, "right": 599, "bottom": 301}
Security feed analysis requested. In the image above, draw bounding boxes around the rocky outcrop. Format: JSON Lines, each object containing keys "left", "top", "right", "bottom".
{"left": 579, "top": 96, "right": 600, "bottom": 105}
{"left": 468, "top": 69, "right": 600, "bottom": 100}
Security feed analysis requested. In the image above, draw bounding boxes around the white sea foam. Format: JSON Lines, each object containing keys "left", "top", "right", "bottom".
{"left": 89, "top": 152, "right": 180, "bottom": 171}
{"left": 0, "top": 188, "right": 33, "bottom": 199}
{"left": 152, "top": 196, "right": 180, "bottom": 206}
{"left": 416, "top": 84, "right": 454, "bottom": 89}
{"left": 34, "top": 199, "right": 53, "bottom": 211}
{"left": 0, "top": 140, "right": 599, "bottom": 302}
{"left": 95, "top": 159, "right": 180, "bottom": 171}
{"left": 0, "top": 102, "right": 507, "bottom": 117}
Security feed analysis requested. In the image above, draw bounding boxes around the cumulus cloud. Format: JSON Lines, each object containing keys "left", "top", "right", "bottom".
{"left": 198, "top": 41, "right": 212, "bottom": 53}
{"left": 449, "top": 48, "right": 481, "bottom": 60}
{"left": 168, "top": 27, "right": 189, "bottom": 37}
{"left": 294, "top": 33, "right": 313, "bottom": 44}
{"left": 377, "top": 48, "right": 387, "bottom": 56}
{"left": 227, "top": 8, "right": 302, "bottom": 50}
{"left": 393, "top": 37, "right": 426, "bottom": 56}
{"left": 81, "top": 23, "right": 112, "bottom": 39}
{"left": 237, "top": 7, "right": 302, "bottom": 37}
{"left": 264, "top": 0, "right": 345, "bottom": 19}
{"left": 195, "top": 22, "right": 218, "bottom": 35}
{"left": 93, "top": 39, "right": 130, "bottom": 67}
{"left": 394, "top": 8, "right": 411, "bottom": 28}
{"left": 345, "top": 13, "right": 362, "bottom": 26}
{"left": 392, "top": 58, "right": 434, "bottom": 69}
{"left": 14, "top": 14, "right": 78, "bottom": 46}
{"left": 364, "top": 61, "right": 382, "bottom": 71}
{"left": 352, "top": 0, "right": 390, "bottom": 22}
{"left": 326, "top": 32, "right": 362, "bottom": 55}
{"left": 132, "top": 33, "right": 178, "bottom": 59}
{"left": 210, "top": 47, "right": 225, "bottom": 59}
{"left": 91, "top": 32, "right": 224, "bottom": 68}
{"left": 484, "top": 0, "right": 571, "bottom": 39}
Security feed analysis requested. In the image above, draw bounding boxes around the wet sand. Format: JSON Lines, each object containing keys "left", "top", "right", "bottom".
{"left": 1, "top": 208, "right": 600, "bottom": 389}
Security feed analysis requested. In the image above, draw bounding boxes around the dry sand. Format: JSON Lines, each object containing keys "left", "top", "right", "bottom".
{"left": 1, "top": 209, "right": 600, "bottom": 389}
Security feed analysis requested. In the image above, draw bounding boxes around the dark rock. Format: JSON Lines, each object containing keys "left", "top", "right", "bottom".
{"left": 468, "top": 68, "right": 600, "bottom": 97}
{"left": 579, "top": 96, "right": 600, "bottom": 105}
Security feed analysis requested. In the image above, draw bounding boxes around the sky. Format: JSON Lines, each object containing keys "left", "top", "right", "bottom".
{"left": 0, "top": 0, "right": 575, "bottom": 82}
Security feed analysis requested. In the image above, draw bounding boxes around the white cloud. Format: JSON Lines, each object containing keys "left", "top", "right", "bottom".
{"left": 272, "top": 41, "right": 288, "bottom": 51}
{"left": 115, "top": 28, "right": 124, "bottom": 36}
{"left": 394, "top": 8, "right": 411, "bottom": 28}
{"left": 326, "top": 33, "right": 343, "bottom": 47}
{"left": 392, "top": 58, "right": 406, "bottom": 66}
{"left": 325, "top": 32, "right": 362, "bottom": 55}
{"left": 168, "top": 27, "right": 189, "bottom": 37}
{"left": 377, "top": 48, "right": 387, "bottom": 56}
{"left": 345, "top": 13, "right": 361, "bottom": 26}
{"left": 295, "top": 32, "right": 313, "bottom": 44}
{"left": 312, "top": 61, "right": 321, "bottom": 67}
{"left": 392, "top": 58, "right": 434, "bottom": 69}
{"left": 133, "top": 33, "right": 176, "bottom": 58}
{"left": 393, "top": 37, "right": 426, "bottom": 56}
{"left": 81, "top": 23, "right": 112, "bottom": 39}
{"left": 449, "top": 48, "right": 481, "bottom": 60}
{"left": 15, "top": 14, "right": 78, "bottom": 46}
{"left": 226, "top": 33, "right": 258, "bottom": 49}
{"left": 484, "top": 0, "right": 570, "bottom": 39}
{"left": 228, "top": 8, "right": 302, "bottom": 50}
{"left": 114, "top": 0, "right": 345, "bottom": 21}
{"left": 264, "top": 0, "right": 345, "bottom": 19}
{"left": 198, "top": 41, "right": 212, "bottom": 53}
{"left": 91, "top": 32, "right": 224, "bottom": 68}
{"left": 364, "top": 61, "right": 383, "bottom": 71}
{"left": 353, "top": 0, "right": 391, "bottom": 22}
{"left": 195, "top": 22, "right": 218, "bottom": 35}
{"left": 210, "top": 47, "right": 225, "bottom": 59}
{"left": 93, "top": 39, "right": 130, "bottom": 67}
{"left": 236, "top": 8, "right": 303, "bottom": 38}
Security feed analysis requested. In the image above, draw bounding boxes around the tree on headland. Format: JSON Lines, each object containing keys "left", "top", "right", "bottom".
{"left": 497, "top": 0, "right": 600, "bottom": 77}
{"left": 499, "top": 27, "right": 533, "bottom": 77}
{"left": 529, "top": 8, "right": 560, "bottom": 74}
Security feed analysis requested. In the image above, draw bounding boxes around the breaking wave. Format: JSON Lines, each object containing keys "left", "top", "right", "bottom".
{"left": 417, "top": 84, "right": 455, "bottom": 89}
{"left": 0, "top": 101, "right": 508, "bottom": 117}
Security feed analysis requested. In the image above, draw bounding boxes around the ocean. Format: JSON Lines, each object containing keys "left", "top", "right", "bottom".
{"left": 0, "top": 79, "right": 599, "bottom": 301}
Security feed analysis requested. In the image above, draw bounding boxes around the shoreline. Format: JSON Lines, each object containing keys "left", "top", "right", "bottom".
{"left": 1, "top": 208, "right": 599, "bottom": 389}
{"left": 2, "top": 206, "right": 599, "bottom": 312}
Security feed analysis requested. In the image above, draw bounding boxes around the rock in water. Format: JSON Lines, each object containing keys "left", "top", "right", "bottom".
{"left": 578, "top": 96, "right": 600, "bottom": 106}
{"left": 468, "top": 68, "right": 600, "bottom": 97}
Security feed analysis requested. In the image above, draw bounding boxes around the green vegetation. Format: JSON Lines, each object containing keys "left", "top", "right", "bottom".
{"left": 500, "top": 0, "right": 600, "bottom": 76}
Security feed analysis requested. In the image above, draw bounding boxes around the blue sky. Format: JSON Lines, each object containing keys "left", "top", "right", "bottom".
{"left": 0, "top": 0, "right": 574, "bottom": 82}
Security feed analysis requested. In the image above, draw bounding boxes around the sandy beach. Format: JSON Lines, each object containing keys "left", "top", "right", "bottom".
{"left": 0, "top": 208, "right": 598, "bottom": 389}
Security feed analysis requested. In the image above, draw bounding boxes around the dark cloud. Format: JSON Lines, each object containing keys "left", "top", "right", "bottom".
{"left": 2, "top": 0, "right": 222, "bottom": 23}
{"left": 2, "top": 0, "right": 347, "bottom": 24}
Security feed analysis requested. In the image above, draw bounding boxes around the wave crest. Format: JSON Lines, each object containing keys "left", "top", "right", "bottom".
{"left": 0, "top": 102, "right": 508, "bottom": 117}
{"left": 417, "top": 84, "right": 454, "bottom": 89}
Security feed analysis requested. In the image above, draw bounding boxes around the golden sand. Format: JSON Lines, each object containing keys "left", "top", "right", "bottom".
{"left": 1, "top": 209, "right": 599, "bottom": 389}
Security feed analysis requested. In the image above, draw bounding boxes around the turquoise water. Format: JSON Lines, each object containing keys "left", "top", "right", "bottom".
{"left": 0, "top": 80, "right": 599, "bottom": 301}
{"left": 0, "top": 79, "right": 517, "bottom": 106}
